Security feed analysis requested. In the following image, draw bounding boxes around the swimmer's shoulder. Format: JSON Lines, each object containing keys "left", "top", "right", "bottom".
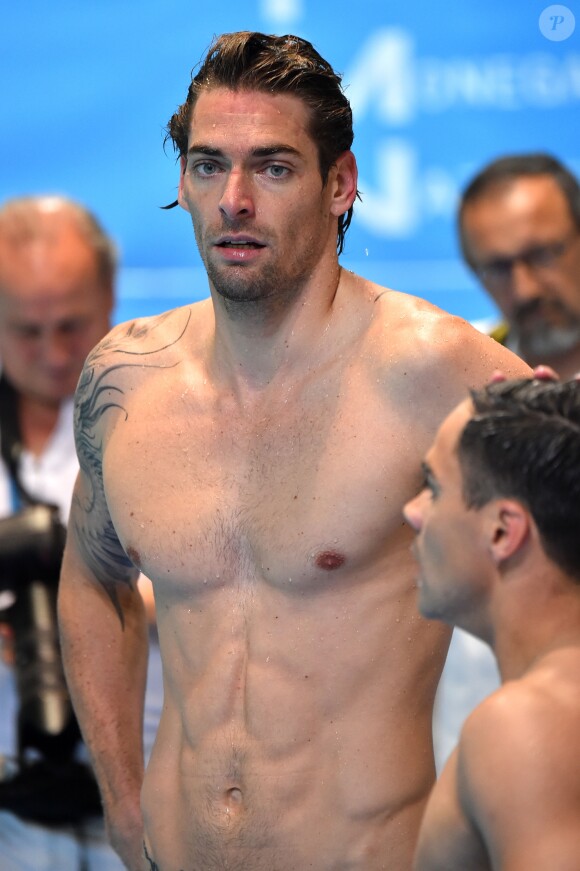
{"left": 84, "top": 299, "right": 212, "bottom": 371}
{"left": 458, "top": 672, "right": 580, "bottom": 816}
{"left": 351, "top": 279, "right": 528, "bottom": 403}
{"left": 366, "top": 282, "right": 497, "bottom": 363}
{"left": 344, "top": 274, "right": 476, "bottom": 353}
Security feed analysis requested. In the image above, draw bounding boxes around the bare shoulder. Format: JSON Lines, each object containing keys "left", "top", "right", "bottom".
{"left": 416, "top": 668, "right": 580, "bottom": 870}
{"left": 462, "top": 654, "right": 580, "bottom": 760}
{"left": 74, "top": 301, "right": 210, "bottom": 430}
{"left": 352, "top": 281, "right": 531, "bottom": 425}
{"left": 371, "top": 285, "right": 529, "bottom": 380}
{"left": 85, "top": 300, "right": 210, "bottom": 372}
{"left": 456, "top": 668, "right": 580, "bottom": 864}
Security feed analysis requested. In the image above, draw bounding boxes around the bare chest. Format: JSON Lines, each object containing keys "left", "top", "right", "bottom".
{"left": 102, "top": 374, "right": 419, "bottom": 592}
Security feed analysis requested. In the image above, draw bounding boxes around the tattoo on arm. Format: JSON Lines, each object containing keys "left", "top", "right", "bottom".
{"left": 143, "top": 840, "right": 184, "bottom": 871}
{"left": 71, "top": 313, "right": 190, "bottom": 626}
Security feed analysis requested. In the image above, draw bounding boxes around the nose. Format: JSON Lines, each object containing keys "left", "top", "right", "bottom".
{"left": 219, "top": 170, "right": 255, "bottom": 222}
{"left": 403, "top": 491, "right": 426, "bottom": 533}
{"left": 506, "top": 259, "right": 543, "bottom": 312}
{"left": 42, "top": 331, "right": 74, "bottom": 369}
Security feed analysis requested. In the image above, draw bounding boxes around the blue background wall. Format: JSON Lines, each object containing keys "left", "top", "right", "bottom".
{"left": 2, "top": 1, "right": 578, "bottom": 326}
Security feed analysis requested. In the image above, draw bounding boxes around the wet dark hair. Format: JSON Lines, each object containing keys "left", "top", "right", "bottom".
{"left": 458, "top": 153, "right": 580, "bottom": 270}
{"left": 165, "top": 31, "right": 358, "bottom": 254}
{"left": 458, "top": 378, "right": 580, "bottom": 581}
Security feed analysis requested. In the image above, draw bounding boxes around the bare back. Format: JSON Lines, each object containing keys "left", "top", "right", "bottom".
{"left": 69, "top": 274, "right": 528, "bottom": 870}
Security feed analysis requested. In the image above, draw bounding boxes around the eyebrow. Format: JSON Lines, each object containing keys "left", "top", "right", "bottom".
{"left": 186, "top": 143, "right": 303, "bottom": 159}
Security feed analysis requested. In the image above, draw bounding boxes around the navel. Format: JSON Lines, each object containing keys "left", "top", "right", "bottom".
{"left": 226, "top": 787, "right": 243, "bottom": 804}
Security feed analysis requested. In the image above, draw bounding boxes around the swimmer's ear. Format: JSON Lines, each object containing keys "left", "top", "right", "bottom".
{"left": 329, "top": 150, "right": 358, "bottom": 217}
{"left": 487, "top": 499, "right": 530, "bottom": 566}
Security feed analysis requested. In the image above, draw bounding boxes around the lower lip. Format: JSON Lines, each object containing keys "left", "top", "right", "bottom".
{"left": 215, "top": 244, "right": 265, "bottom": 263}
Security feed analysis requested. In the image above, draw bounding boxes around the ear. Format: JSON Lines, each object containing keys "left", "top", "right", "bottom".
{"left": 329, "top": 150, "right": 358, "bottom": 218}
{"left": 177, "top": 156, "right": 190, "bottom": 212}
{"left": 487, "top": 499, "right": 530, "bottom": 565}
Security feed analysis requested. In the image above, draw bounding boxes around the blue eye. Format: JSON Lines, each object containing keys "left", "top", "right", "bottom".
{"left": 266, "top": 165, "right": 289, "bottom": 178}
{"left": 193, "top": 161, "right": 219, "bottom": 177}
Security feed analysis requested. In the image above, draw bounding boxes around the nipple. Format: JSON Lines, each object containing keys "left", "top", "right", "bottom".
{"left": 315, "top": 550, "right": 345, "bottom": 571}
{"left": 126, "top": 545, "right": 142, "bottom": 570}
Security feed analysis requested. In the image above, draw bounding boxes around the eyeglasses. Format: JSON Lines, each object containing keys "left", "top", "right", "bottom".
{"left": 475, "top": 231, "right": 579, "bottom": 291}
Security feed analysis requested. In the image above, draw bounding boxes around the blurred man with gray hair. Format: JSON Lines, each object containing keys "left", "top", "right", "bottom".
{"left": 0, "top": 195, "right": 127, "bottom": 870}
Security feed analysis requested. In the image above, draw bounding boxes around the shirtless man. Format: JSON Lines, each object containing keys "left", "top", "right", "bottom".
{"left": 57, "top": 32, "right": 529, "bottom": 871}
{"left": 405, "top": 378, "right": 580, "bottom": 870}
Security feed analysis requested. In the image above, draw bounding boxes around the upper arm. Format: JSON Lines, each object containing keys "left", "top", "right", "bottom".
{"left": 61, "top": 344, "right": 140, "bottom": 625}
{"left": 414, "top": 749, "right": 487, "bottom": 871}
{"left": 458, "top": 689, "right": 580, "bottom": 870}
{"left": 444, "top": 314, "right": 531, "bottom": 383}
{"left": 418, "top": 310, "right": 531, "bottom": 403}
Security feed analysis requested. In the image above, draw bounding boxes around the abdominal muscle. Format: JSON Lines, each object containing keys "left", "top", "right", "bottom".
{"left": 140, "top": 575, "right": 445, "bottom": 871}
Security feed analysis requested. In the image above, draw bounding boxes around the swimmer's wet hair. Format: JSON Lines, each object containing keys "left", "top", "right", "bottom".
{"left": 165, "top": 31, "right": 359, "bottom": 255}
{"left": 458, "top": 378, "right": 580, "bottom": 581}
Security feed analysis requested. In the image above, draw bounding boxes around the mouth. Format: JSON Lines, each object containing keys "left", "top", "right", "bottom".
{"left": 216, "top": 237, "right": 266, "bottom": 250}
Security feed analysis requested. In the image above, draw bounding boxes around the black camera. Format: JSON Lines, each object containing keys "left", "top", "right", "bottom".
{"left": 0, "top": 504, "right": 78, "bottom": 762}
{"left": 0, "top": 504, "right": 103, "bottom": 824}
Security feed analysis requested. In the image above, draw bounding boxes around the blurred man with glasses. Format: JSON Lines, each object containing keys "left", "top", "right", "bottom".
{"left": 458, "top": 152, "right": 580, "bottom": 380}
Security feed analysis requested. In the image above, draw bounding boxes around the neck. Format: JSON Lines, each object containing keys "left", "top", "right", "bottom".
{"left": 209, "top": 262, "right": 343, "bottom": 393}
{"left": 492, "top": 582, "right": 580, "bottom": 681}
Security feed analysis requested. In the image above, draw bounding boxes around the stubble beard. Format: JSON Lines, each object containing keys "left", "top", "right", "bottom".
{"left": 196, "top": 224, "right": 323, "bottom": 319}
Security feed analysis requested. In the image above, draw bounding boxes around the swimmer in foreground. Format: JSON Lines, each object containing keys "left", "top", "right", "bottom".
{"left": 58, "top": 31, "right": 529, "bottom": 871}
{"left": 405, "top": 378, "right": 580, "bottom": 870}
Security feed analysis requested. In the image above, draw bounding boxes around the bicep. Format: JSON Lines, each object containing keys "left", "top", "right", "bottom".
{"left": 62, "top": 351, "right": 140, "bottom": 622}
{"left": 474, "top": 767, "right": 580, "bottom": 870}
{"left": 61, "top": 469, "right": 139, "bottom": 627}
{"left": 500, "top": 822, "right": 580, "bottom": 871}
{"left": 414, "top": 751, "right": 487, "bottom": 871}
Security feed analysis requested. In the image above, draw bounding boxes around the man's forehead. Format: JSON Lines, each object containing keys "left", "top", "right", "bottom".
{"left": 468, "top": 175, "right": 571, "bottom": 229}
{"left": 0, "top": 231, "right": 104, "bottom": 309}
{"left": 188, "top": 87, "right": 311, "bottom": 140}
